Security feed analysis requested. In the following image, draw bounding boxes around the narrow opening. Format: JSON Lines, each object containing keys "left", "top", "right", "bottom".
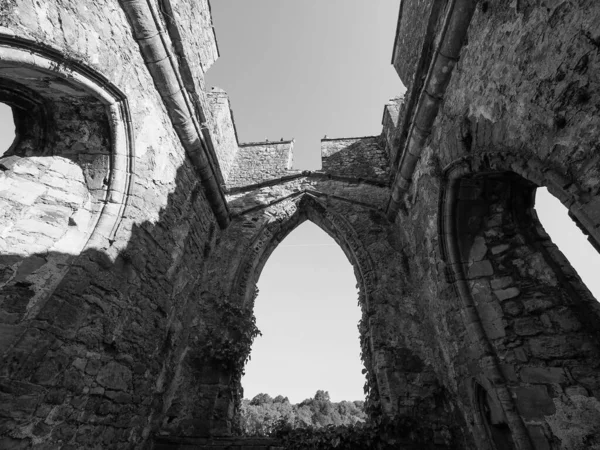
{"left": 535, "top": 187, "right": 600, "bottom": 301}
{"left": 241, "top": 221, "right": 365, "bottom": 434}
{"left": 0, "top": 102, "right": 16, "bottom": 156}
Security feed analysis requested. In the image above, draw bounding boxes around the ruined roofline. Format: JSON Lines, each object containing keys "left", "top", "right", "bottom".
{"left": 390, "top": 0, "right": 403, "bottom": 65}
{"left": 321, "top": 135, "right": 380, "bottom": 142}
{"left": 209, "top": 86, "right": 241, "bottom": 146}
{"left": 239, "top": 139, "right": 294, "bottom": 147}
{"left": 207, "top": 0, "right": 221, "bottom": 59}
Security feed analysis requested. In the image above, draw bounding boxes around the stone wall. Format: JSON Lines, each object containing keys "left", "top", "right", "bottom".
{"left": 320, "top": 136, "right": 390, "bottom": 183}
{"left": 390, "top": 1, "right": 600, "bottom": 448}
{"left": 1, "top": 0, "right": 599, "bottom": 449}
{"left": 227, "top": 141, "right": 296, "bottom": 189}
{"left": 207, "top": 88, "right": 239, "bottom": 183}
{"left": 0, "top": 0, "right": 225, "bottom": 448}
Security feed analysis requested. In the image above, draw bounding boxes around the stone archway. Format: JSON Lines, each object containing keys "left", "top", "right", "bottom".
{"left": 225, "top": 193, "right": 381, "bottom": 431}
{"left": 0, "top": 36, "right": 134, "bottom": 318}
{"left": 439, "top": 152, "right": 600, "bottom": 450}
{"left": 231, "top": 193, "right": 376, "bottom": 312}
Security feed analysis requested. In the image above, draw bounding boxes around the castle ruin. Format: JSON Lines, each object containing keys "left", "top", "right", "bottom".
{"left": 1, "top": 0, "right": 600, "bottom": 448}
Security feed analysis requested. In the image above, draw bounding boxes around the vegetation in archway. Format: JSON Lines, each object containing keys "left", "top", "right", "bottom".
{"left": 240, "top": 390, "right": 366, "bottom": 436}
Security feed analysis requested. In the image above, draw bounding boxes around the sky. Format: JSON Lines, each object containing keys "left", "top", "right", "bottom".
{"left": 1, "top": 1, "right": 599, "bottom": 405}
{"left": 205, "top": 0, "right": 404, "bottom": 169}
{"left": 0, "top": 103, "right": 12, "bottom": 150}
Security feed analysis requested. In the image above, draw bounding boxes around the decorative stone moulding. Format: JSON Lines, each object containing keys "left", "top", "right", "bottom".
{"left": 0, "top": 36, "right": 134, "bottom": 316}
{"left": 0, "top": 34, "right": 134, "bottom": 250}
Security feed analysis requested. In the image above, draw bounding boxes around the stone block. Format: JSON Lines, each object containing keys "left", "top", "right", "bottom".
{"left": 520, "top": 367, "right": 567, "bottom": 384}
{"left": 503, "top": 300, "right": 524, "bottom": 316}
{"left": 523, "top": 296, "right": 554, "bottom": 313}
{"left": 491, "top": 276, "right": 513, "bottom": 290}
{"left": 529, "top": 336, "right": 579, "bottom": 359}
{"left": 514, "top": 317, "right": 543, "bottom": 336}
{"left": 468, "top": 260, "right": 494, "bottom": 278}
{"left": 494, "top": 287, "right": 520, "bottom": 301}
{"left": 469, "top": 236, "right": 488, "bottom": 261}
{"left": 514, "top": 385, "right": 556, "bottom": 419}
{"left": 96, "top": 361, "right": 132, "bottom": 391}
{"left": 478, "top": 301, "right": 506, "bottom": 339}
{"left": 0, "top": 323, "right": 23, "bottom": 354}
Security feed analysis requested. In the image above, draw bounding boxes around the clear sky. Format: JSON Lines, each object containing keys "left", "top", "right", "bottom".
{"left": 205, "top": 0, "right": 404, "bottom": 169}
{"left": 0, "top": 103, "right": 13, "bottom": 150}
{"left": 1, "top": 1, "right": 599, "bottom": 405}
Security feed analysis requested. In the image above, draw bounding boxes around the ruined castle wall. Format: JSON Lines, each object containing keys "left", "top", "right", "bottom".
{"left": 155, "top": 132, "right": 466, "bottom": 443}
{"left": 162, "top": 0, "right": 219, "bottom": 76}
{"left": 320, "top": 137, "right": 390, "bottom": 183}
{"left": 381, "top": 97, "right": 403, "bottom": 164}
{"left": 393, "top": 2, "right": 600, "bottom": 448}
{"left": 226, "top": 141, "right": 297, "bottom": 189}
{"left": 207, "top": 88, "right": 239, "bottom": 183}
{"left": 0, "top": 1, "right": 224, "bottom": 448}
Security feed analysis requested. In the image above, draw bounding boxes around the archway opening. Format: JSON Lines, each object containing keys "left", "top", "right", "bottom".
{"left": 241, "top": 221, "right": 365, "bottom": 431}
{"left": 535, "top": 187, "right": 600, "bottom": 301}
{"left": 0, "top": 102, "right": 15, "bottom": 155}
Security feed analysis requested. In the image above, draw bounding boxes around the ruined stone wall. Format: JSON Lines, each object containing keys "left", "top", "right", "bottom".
{"left": 153, "top": 133, "right": 467, "bottom": 446}
{"left": 391, "top": 1, "right": 600, "bottom": 448}
{"left": 0, "top": 1, "right": 225, "bottom": 448}
{"left": 226, "top": 141, "right": 296, "bottom": 189}
{"left": 207, "top": 88, "right": 239, "bottom": 183}
{"left": 320, "top": 136, "right": 390, "bottom": 182}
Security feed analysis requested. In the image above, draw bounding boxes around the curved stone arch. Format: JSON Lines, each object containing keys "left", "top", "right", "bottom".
{"left": 440, "top": 150, "right": 600, "bottom": 250}
{"left": 0, "top": 35, "right": 134, "bottom": 248}
{"left": 228, "top": 193, "right": 383, "bottom": 411}
{"left": 0, "top": 36, "right": 134, "bottom": 316}
{"left": 231, "top": 193, "right": 377, "bottom": 311}
{"left": 438, "top": 151, "right": 600, "bottom": 450}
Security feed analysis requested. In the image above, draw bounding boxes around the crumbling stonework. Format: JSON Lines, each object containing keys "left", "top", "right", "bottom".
{"left": 0, "top": 0, "right": 599, "bottom": 449}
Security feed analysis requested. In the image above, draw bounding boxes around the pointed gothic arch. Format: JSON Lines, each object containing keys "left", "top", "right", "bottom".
{"left": 231, "top": 193, "right": 376, "bottom": 312}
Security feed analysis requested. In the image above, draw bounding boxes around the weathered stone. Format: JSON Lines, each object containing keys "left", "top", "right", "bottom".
{"left": 96, "top": 362, "right": 132, "bottom": 391}
{"left": 467, "top": 260, "right": 494, "bottom": 279}
{"left": 0, "top": 1, "right": 599, "bottom": 449}
{"left": 514, "top": 317, "right": 543, "bottom": 336}
{"left": 513, "top": 386, "right": 556, "bottom": 419}
{"left": 494, "top": 287, "right": 520, "bottom": 301}
{"left": 520, "top": 367, "right": 566, "bottom": 384}
{"left": 490, "top": 276, "right": 513, "bottom": 290}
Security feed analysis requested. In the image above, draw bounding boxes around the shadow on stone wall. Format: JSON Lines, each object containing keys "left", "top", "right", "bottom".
{"left": 0, "top": 152, "right": 230, "bottom": 448}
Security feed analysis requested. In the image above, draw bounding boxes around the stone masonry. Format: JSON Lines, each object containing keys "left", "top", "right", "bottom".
{"left": 0, "top": 0, "right": 599, "bottom": 449}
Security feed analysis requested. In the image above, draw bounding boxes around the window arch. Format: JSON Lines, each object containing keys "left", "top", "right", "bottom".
{"left": 534, "top": 187, "right": 600, "bottom": 302}
{"left": 440, "top": 154, "right": 600, "bottom": 449}
{"left": 0, "top": 41, "right": 133, "bottom": 321}
{"left": 242, "top": 220, "right": 364, "bottom": 404}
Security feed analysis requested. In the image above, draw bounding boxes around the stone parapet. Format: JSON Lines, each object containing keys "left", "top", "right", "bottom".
{"left": 227, "top": 140, "right": 297, "bottom": 189}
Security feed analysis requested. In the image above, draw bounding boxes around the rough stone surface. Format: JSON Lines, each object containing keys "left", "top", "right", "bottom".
{"left": 0, "top": 1, "right": 599, "bottom": 450}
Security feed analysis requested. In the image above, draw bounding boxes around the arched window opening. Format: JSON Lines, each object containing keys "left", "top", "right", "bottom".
{"left": 241, "top": 221, "right": 365, "bottom": 431}
{"left": 535, "top": 187, "right": 600, "bottom": 301}
{"left": 0, "top": 102, "right": 15, "bottom": 156}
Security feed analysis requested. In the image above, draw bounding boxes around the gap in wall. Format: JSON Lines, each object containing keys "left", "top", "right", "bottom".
{"left": 243, "top": 221, "right": 364, "bottom": 404}
{"left": 0, "top": 102, "right": 15, "bottom": 155}
{"left": 535, "top": 187, "right": 600, "bottom": 301}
